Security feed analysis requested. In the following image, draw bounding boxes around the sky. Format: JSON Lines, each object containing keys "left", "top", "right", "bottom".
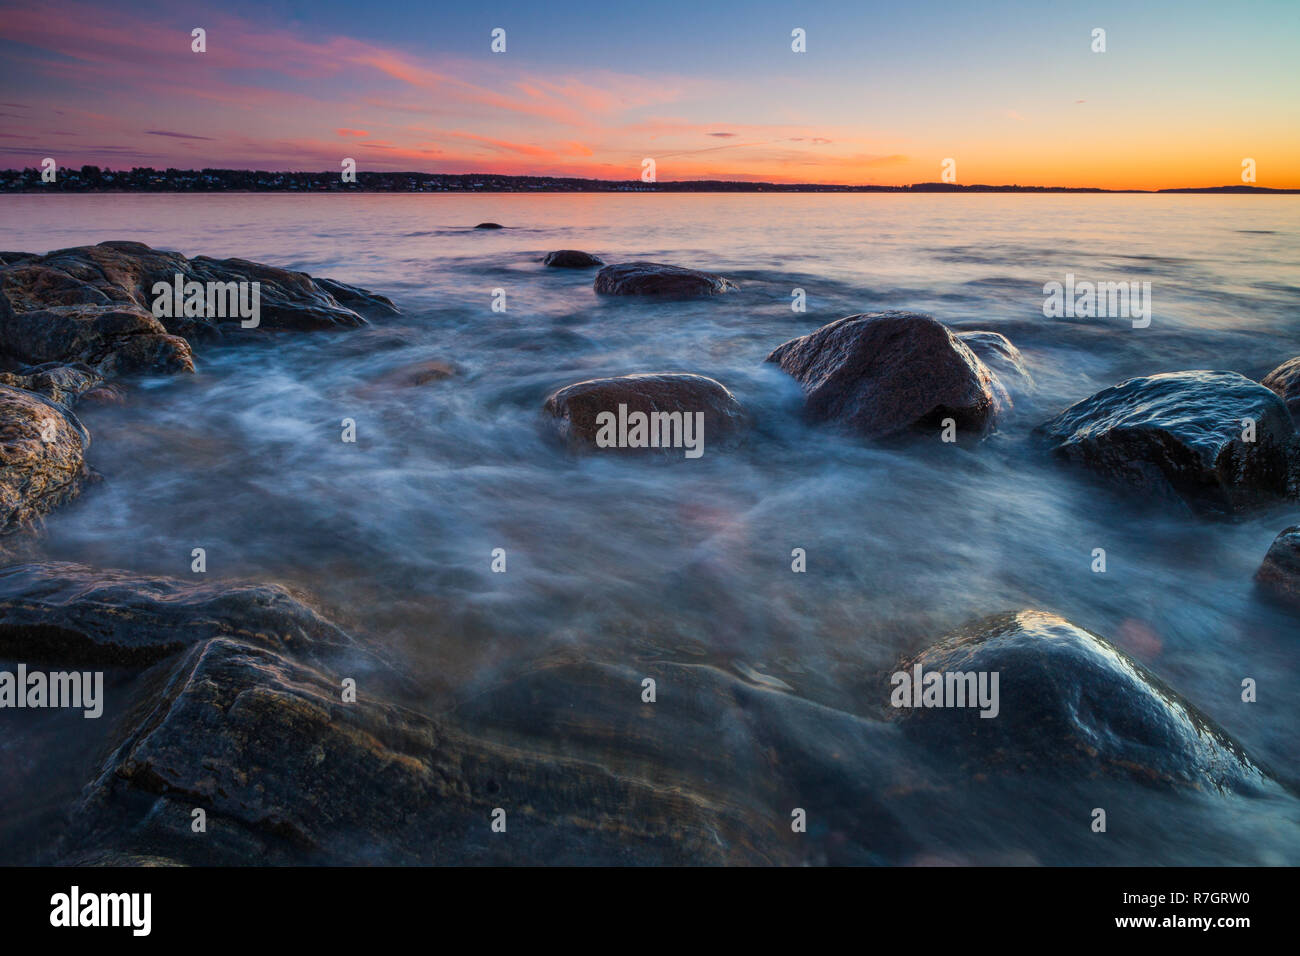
{"left": 1, "top": 0, "right": 1298, "bottom": 188}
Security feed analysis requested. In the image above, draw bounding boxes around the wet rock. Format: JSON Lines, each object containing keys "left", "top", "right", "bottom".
{"left": 544, "top": 250, "right": 604, "bottom": 268}
{"left": 542, "top": 372, "right": 747, "bottom": 452}
{"left": 893, "top": 610, "right": 1268, "bottom": 793}
{"left": 594, "top": 261, "right": 738, "bottom": 298}
{"left": 766, "top": 311, "right": 1003, "bottom": 438}
{"left": 474, "top": 222, "right": 504, "bottom": 229}
{"left": 1262, "top": 357, "right": 1300, "bottom": 420}
{"left": 957, "top": 330, "right": 1034, "bottom": 402}
{"left": 0, "top": 252, "right": 37, "bottom": 267}
{"left": 0, "top": 386, "right": 90, "bottom": 534}
{"left": 0, "top": 362, "right": 104, "bottom": 406}
{"left": 312, "top": 277, "right": 400, "bottom": 316}
{"left": 0, "top": 242, "right": 395, "bottom": 363}
{"left": 0, "top": 561, "right": 365, "bottom": 667}
{"left": 57, "top": 638, "right": 764, "bottom": 865}
{"left": 1256, "top": 526, "right": 1300, "bottom": 609}
{"left": 0, "top": 304, "right": 194, "bottom": 376}
{"left": 1038, "top": 370, "right": 1298, "bottom": 514}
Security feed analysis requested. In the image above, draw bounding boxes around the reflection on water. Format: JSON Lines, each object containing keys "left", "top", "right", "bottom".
{"left": 5, "top": 193, "right": 1299, "bottom": 863}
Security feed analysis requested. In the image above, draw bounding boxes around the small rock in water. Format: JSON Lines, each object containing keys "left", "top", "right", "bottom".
{"left": 1038, "top": 370, "right": 1298, "bottom": 514}
{"left": 543, "top": 250, "right": 604, "bottom": 268}
{"left": 893, "top": 610, "right": 1268, "bottom": 793}
{"left": 542, "top": 372, "right": 747, "bottom": 454}
{"left": 1262, "top": 356, "right": 1300, "bottom": 420}
{"left": 474, "top": 222, "right": 504, "bottom": 229}
{"left": 593, "top": 261, "right": 737, "bottom": 297}
{"left": 1256, "top": 526, "right": 1300, "bottom": 609}
{"left": 766, "top": 311, "right": 1004, "bottom": 439}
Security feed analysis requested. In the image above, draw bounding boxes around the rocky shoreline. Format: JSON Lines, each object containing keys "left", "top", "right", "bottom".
{"left": 1, "top": 242, "right": 1297, "bottom": 865}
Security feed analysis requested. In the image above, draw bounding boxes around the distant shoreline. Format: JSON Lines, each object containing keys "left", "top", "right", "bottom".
{"left": 2, "top": 168, "right": 1296, "bottom": 194}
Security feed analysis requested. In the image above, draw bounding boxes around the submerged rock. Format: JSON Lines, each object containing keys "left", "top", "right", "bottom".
{"left": 542, "top": 373, "right": 747, "bottom": 453}
{"left": 893, "top": 610, "right": 1267, "bottom": 793}
{"left": 54, "top": 635, "right": 766, "bottom": 865}
{"left": 594, "top": 261, "right": 738, "bottom": 297}
{"left": 1038, "top": 371, "right": 1298, "bottom": 513}
{"left": 1256, "top": 527, "right": 1300, "bottom": 609}
{"left": 0, "top": 386, "right": 90, "bottom": 534}
{"left": 1262, "top": 357, "right": 1300, "bottom": 420}
{"left": 0, "top": 561, "right": 366, "bottom": 667}
{"left": 544, "top": 250, "right": 604, "bottom": 268}
{"left": 957, "top": 330, "right": 1034, "bottom": 402}
{"left": 766, "top": 311, "right": 1003, "bottom": 438}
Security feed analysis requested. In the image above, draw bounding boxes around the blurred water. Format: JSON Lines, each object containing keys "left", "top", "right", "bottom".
{"left": 3, "top": 193, "right": 1298, "bottom": 864}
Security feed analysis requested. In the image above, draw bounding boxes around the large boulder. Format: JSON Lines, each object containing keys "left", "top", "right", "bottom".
{"left": 1262, "top": 357, "right": 1300, "bottom": 420}
{"left": 0, "top": 386, "right": 90, "bottom": 534}
{"left": 544, "top": 250, "right": 604, "bottom": 269}
{"left": 0, "top": 304, "right": 194, "bottom": 375}
{"left": 542, "top": 373, "right": 747, "bottom": 453}
{"left": 1038, "top": 371, "right": 1298, "bottom": 513}
{"left": 0, "top": 242, "right": 396, "bottom": 372}
{"left": 1256, "top": 527, "right": 1300, "bottom": 609}
{"left": 892, "top": 610, "right": 1267, "bottom": 793}
{"left": 594, "top": 262, "right": 737, "bottom": 297}
{"left": 766, "top": 311, "right": 1003, "bottom": 438}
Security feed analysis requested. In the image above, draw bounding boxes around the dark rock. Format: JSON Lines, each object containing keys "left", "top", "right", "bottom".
{"left": 1262, "top": 357, "right": 1300, "bottom": 420}
{"left": 57, "top": 638, "right": 766, "bottom": 865}
{"left": 0, "top": 243, "right": 396, "bottom": 372}
{"left": 542, "top": 373, "right": 747, "bottom": 452}
{"left": 0, "top": 252, "right": 38, "bottom": 267}
{"left": 594, "top": 261, "right": 738, "bottom": 298}
{"left": 766, "top": 311, "right": 1003, "bottom": 438}
{"left": 1038, "top": 371, "right": 1298, "bottom": 514}
{"left": 0, "top": 386, "right": 90, "bottom": 534}
{"left": 0, "top": 305, "right": 193, "bottom": 376}
{"left": 544, "top": 250, "right": 604, "bottom": 268}
{"left": 1256, "top": 526, "right": 1300, "bottom": 609}
{"left": 474, "top": 222, "right": 504, "bottom": 229}
{"left": 893, "top": 610, "right": 1268, "bottom": 793}
{"left": 313, "top": 277, "right": 400, "bottom": 316}
{"left": 0, "top": 561, "right": 366, "bottom": 667}
{"left": 0, "top": 362, "right": 105, "bottom": 406}
{"left": 957, "top": 330, "right": 1034, "bottom": 403}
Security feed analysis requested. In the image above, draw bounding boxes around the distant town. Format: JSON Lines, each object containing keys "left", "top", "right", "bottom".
{"left": 1, "top": 166, "right": 1295, "bottom": 194}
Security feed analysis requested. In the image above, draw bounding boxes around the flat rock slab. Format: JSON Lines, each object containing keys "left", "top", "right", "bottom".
{"left": 542, "top": 372, "right": 747, "bottom": 453}
{"left": 1256, "top": 526, "right": 1300, "bottom": 609}
{"left": 1038, "top": 370, "right": 1298, "bottom": 513}
{"left": 58, "top": 637, "right": 764, "bottom": 865}
{"left": 0, "top": 561, "right": 364, "bottom": 667}
{"left": 894, "top": 610, "right": 1268, "bottom": 793}
{"left": 594, "top": 261, "right": 738, "bottom": 297}
{"left": 767, "top": 311, "right": 1003, "bottom": 438}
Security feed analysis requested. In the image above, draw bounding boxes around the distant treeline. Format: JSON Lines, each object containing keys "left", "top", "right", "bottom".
{"left": 1, "top": 166, "right": 1295, "bottom": 194}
